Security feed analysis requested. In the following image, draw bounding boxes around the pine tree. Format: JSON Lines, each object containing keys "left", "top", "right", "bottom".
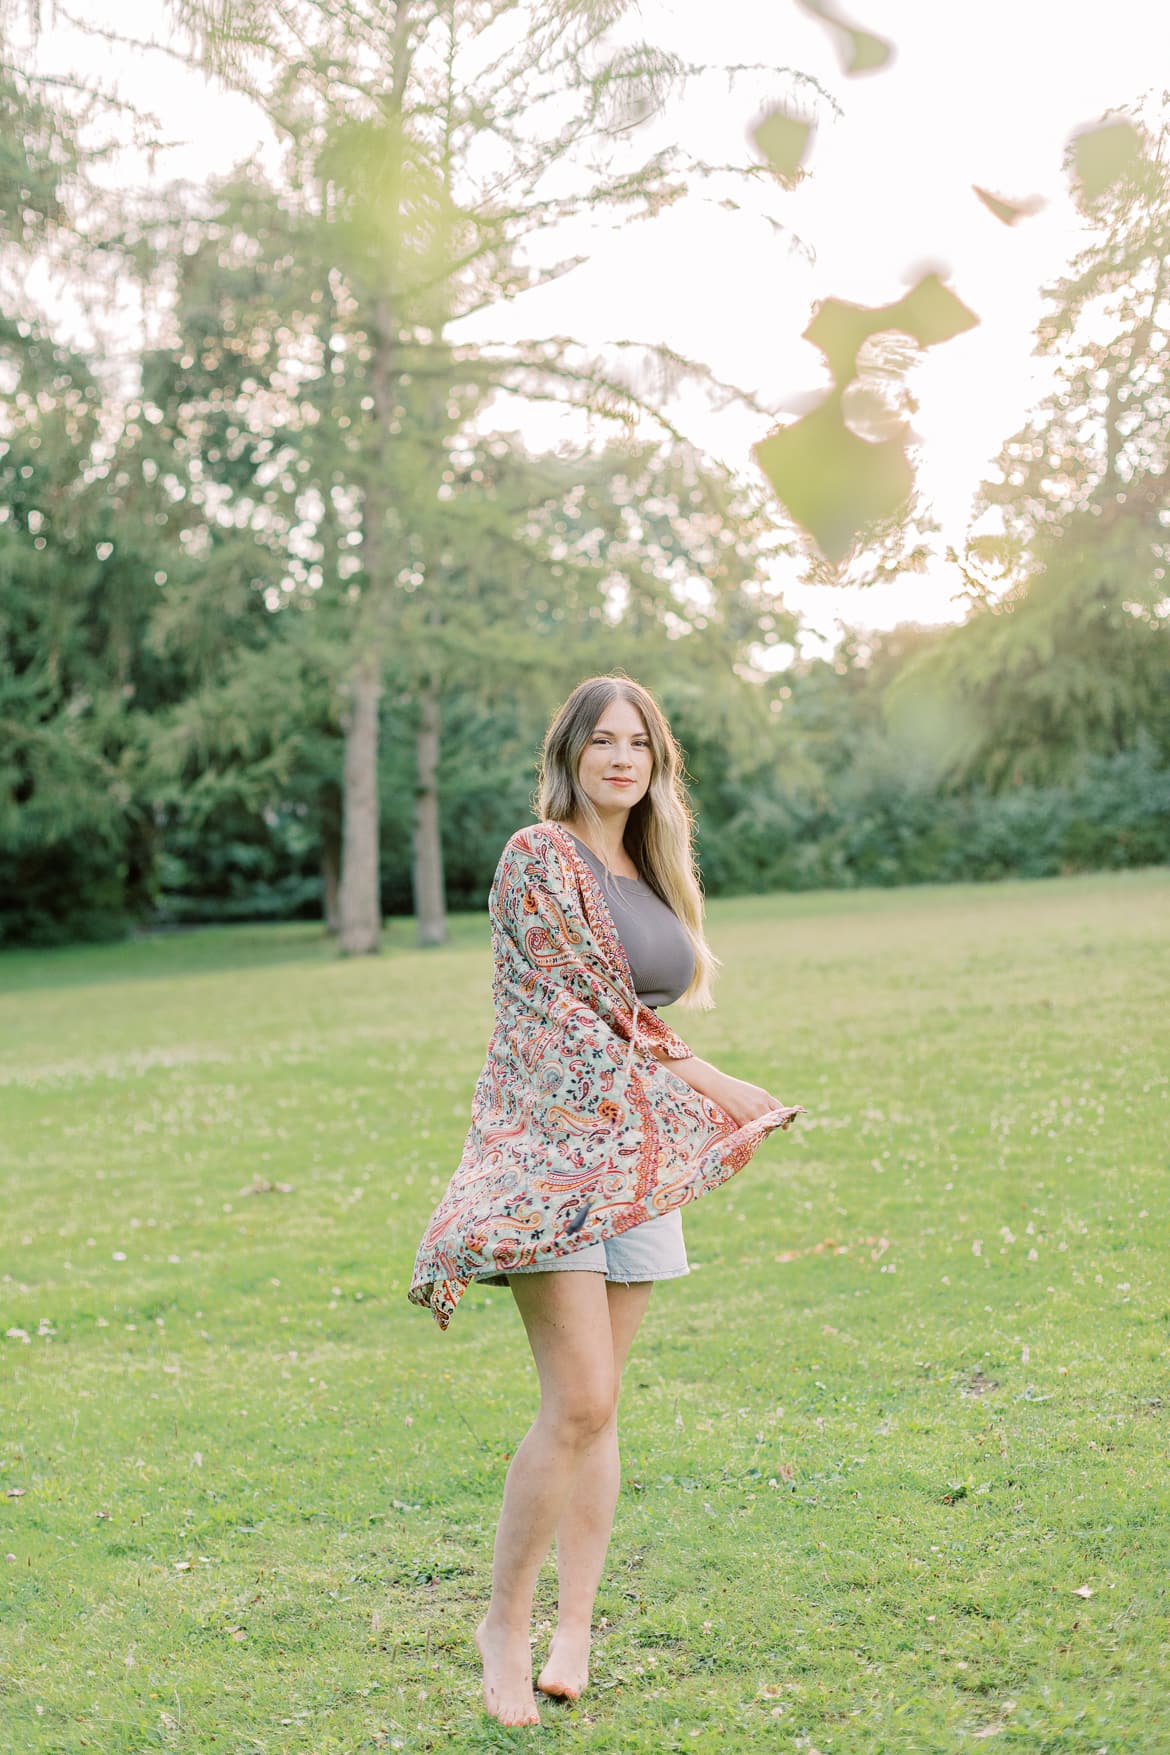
{"left": 141, "top": 0, "right": 813, "bottom": 950}
{"left": 890, "top": 99, "right": 1170, "bottom": 789}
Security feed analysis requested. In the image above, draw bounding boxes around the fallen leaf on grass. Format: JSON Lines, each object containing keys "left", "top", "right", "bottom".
{"left": 227, "top": 1625, "right": 247, "bottom": 1640}
{"left": 774, "top": 1236, "right": 861, "bottom": 1265}
{"left": 1071, "top": 1584, "right": 1095, "bottom": 1599}
{"left": 241, "top": 1175, "right": 294, "bottom": 1196}
{"left": 972, "top": 1726, "right": 1005, "bottom": 1740}
{"left": 6, "top": 1487, "right": 26, "bottom": 1499}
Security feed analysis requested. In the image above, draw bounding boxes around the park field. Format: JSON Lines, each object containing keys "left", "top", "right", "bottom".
{"left": 2, "top": 869, "right": 1168, "bottom": 1754}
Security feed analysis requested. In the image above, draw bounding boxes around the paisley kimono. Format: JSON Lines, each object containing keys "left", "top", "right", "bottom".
{"left": 408, "top": 818, "right": 801, "bottom": 1329}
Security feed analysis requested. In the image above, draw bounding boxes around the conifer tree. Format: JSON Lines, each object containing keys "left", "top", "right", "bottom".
{"left": 138, "top": 0, "right": 811, "bottom": 950}
{"left": 890, "top": 100, "right": 1170, "bottom": 788}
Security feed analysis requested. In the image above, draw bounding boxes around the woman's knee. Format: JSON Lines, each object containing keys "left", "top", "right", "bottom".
{"left": 543, "top": 1379, "right": 616, "bottom": 1445}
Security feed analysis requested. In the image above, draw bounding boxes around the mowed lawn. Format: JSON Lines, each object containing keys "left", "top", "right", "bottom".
{"left": 2, "top": 870, "right": 1168, "bottom": 1755}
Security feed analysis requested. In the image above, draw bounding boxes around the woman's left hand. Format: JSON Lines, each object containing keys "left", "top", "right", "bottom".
{"left": 653, "top": 1051, "right": 802, "bottom": 1130}
{"left": 705, "top": 1070, "right": 799, "bottom": 1130}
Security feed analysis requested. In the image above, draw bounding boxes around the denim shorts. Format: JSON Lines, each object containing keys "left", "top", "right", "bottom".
{"left": 477, "top": 1208, "right": 689, "bottom": 1287}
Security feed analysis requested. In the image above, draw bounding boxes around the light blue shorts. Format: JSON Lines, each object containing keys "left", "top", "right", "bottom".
{"left": 479, "top": 1209, "right": 689, "bottom": 1287}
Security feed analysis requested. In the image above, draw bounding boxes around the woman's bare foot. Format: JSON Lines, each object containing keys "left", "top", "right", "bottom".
{"left": 536, "top": 1625, "right": 591, "bottom": 1700}
{"left": 476, "top": 1616, "right": 541, "bottom": 1726}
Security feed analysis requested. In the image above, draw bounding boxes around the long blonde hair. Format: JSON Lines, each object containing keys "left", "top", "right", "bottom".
{"left": 533, "top": 673, "right": 719, "bottom": 1009}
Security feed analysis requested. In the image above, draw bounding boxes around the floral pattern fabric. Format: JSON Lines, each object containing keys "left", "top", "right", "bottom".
{"left": 407, "top": 819, "right": 801, "bottom": 1329}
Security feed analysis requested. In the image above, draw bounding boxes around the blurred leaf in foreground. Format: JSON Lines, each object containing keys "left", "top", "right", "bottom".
{"left": 972, "top": 185, "right": 1045, "bottom": 226}
{"left": 797, "top": 0, "right": 894, "bottom": 75}
{"left": 756, "top": 275, "right": 977, "bottom": 562}
{"left": 804, "top": 276, "right": 978, "bottom": 386}
{"left": 1069, "top": 116, "right": 1145, "bottom": 202}
{"left": 752, "top": 105, "right": 815, "bottom": 186}
{"left": 755, "top": 396, "right": 913, "bottom": 565}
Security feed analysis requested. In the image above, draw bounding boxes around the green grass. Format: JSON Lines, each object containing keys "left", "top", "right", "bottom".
{"left": 2, "top": 869, "right": 1168, "bottom": 1754}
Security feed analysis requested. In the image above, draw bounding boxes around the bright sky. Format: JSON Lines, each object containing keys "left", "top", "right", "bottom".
{"left": 22, "top": 0, "right": 1170, "bottom": 647}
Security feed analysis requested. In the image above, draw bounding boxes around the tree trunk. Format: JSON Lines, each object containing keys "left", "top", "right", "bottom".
{"left": 320, "top": 785, "right": 342, "bottom": 934}
{"left": 338, "top": 656, "right": 382, "bottom": 955}
{"left": 336, "top": 289, "right": 395, "bottom": 958}
{"left": 413, "top": 675, "right": 447, "bottom": 946}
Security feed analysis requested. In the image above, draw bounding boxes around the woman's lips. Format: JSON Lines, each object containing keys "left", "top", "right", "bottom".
{"left": 605, "top": 778, "right": 635, "bottom": 786}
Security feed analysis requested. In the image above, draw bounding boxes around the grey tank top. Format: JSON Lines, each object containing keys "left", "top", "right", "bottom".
{"left": 565, "top": 830, "right": 696, "bottom": 1008}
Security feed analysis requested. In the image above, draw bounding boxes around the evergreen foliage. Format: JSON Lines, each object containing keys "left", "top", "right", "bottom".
{"left": 888, "top": 99, "right": 1170, "bottom": 790}
{"left": 1, "top": 27, "right": 1167, "bottom": 947}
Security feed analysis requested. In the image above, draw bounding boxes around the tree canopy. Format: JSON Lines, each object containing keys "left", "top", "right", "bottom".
{"left": 1, "top": 9, "right": 1167, "bottom": 947}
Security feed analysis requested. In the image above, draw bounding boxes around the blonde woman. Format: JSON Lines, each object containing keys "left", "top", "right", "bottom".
{"left": 409, "top": 674, "right": 802, "bottom": 1727}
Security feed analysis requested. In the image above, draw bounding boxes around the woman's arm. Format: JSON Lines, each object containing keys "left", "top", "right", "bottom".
{"left": 646, "top": 1045, "right": 797, "bottom": 1130}
{"left": 494, "top": 829, "right": 799, "bottom": 1130}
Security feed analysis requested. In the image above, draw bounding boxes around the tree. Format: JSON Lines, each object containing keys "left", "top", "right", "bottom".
{"left": 887, "top": 99, "right": 1170, "bottom": 789}
{"left": 0, "top": 56, "right": 157, "bottom": 939}
{"left": 382, "top": 429, "right": 800, "bottom": 924}
{"left": 0, "top": 305, "right": 211, "bottom": 938}
{"left": 112, "top": 0, "right": 818, "bottom": 951}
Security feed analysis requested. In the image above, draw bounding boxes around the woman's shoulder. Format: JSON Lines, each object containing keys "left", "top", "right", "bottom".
{"left": 500, "top": 818, "right": 560, "bottom": 854}
{"left": 496, "top": 820, "right": 573, "bottom": 880}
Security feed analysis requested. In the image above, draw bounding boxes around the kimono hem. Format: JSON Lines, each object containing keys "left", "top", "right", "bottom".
{"left": 407, "top": 818, "right": 801, "bottom": 1329}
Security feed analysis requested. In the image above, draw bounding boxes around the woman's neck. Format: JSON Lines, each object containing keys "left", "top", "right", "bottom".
{"left": 562, "top": 814, "right": 632, "bottom": 873}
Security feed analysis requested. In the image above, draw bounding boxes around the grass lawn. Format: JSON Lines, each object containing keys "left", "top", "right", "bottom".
{"left": 2, "top": 869, "right": 1168, "bottom": 1754}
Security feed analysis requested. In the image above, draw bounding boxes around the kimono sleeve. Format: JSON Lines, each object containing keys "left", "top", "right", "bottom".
{"left": 632, "top": 998, "right": 694, "bottom": 1062}
{"left": 491, "top": 830, "right": 694, "bottom": 1064}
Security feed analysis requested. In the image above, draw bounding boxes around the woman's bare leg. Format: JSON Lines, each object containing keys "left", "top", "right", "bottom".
{"left": 476, "top": 1272, "right": 617, "bottom": 1726}
{"left": 537, "top": 1280, "right": 653, "bottom": 1700}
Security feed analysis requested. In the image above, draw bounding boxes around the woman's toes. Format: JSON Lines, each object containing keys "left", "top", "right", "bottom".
{"left": 537, "top": 1631, "right": 590, "bottom": 1700}
{"left": 477, "top": 1617, "right": 541, "bottom": 1726}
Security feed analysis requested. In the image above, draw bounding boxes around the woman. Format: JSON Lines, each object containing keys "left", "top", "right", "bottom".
{"left": 409, "top": 675, "right": 802, "bottom": 1726}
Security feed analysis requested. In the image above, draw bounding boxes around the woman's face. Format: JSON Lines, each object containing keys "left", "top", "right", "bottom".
{"left": 576, "top": 697, "right": 654, "bottom": 819}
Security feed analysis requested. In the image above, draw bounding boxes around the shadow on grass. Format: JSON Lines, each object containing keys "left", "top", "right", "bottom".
{"left": 0, "top": 912, "right": 492, "bottom": 994}
{"left": 4, "top": 867, "right": 1163, "bottom": 995}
